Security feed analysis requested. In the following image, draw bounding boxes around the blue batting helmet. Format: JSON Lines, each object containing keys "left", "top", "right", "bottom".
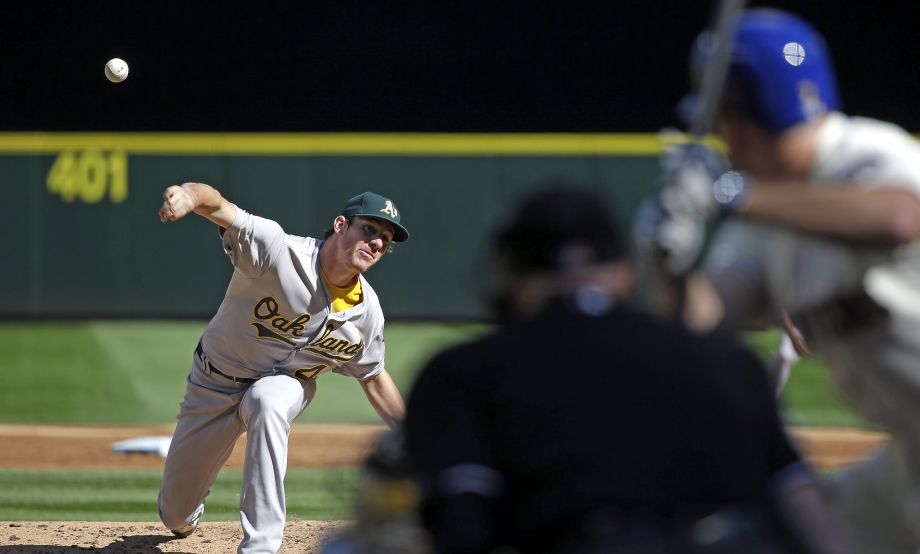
{"left": 685, "top": 9, "right": 841, "bottom": 132}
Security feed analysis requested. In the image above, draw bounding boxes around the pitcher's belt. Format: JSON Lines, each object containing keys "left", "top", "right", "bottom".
{"left": 195, "top": 341, "right": 259, "bottom": 384}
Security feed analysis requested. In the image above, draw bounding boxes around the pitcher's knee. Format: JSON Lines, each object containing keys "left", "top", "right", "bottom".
{"left": 243, "top": 385, "right": 299, "bottom": 428}
{"left": 158, "top": 490, "right": 202, "bottom": 530}
{"left": 158, "top": 491, "right": 181, "bottom": 529}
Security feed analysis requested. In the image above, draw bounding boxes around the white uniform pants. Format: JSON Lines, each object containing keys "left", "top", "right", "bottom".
{"left": 813, "top": 313, "right": 920, "bottom": 553}
{"left": 826, "top": 442, "right": 920, "bottom": 554}
{"left": 158, "top": 358, "right": 315, "bottom": 554}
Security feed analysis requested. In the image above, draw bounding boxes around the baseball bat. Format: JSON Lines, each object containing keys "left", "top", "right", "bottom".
{"left": 666, "top": 0, "right": 746, "bottom": 321}
{"left": 688, "top": 0, "right": 747, "bottom": 139}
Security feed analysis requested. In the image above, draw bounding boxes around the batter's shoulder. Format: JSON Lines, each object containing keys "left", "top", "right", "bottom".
{"left": 836, "top": 115, "right": 920, "bottom": 166}
{"left": 847, "top": 114, "right": 914, "bottom": 141}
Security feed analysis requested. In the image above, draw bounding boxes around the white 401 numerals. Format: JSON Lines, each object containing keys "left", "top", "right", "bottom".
{"left": 46, "top": 150, "right": 128, "bottom": 204}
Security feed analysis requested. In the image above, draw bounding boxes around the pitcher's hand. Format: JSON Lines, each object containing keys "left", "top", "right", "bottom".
{"left": 159, "top": 184, "right": 198, "bottom": 223}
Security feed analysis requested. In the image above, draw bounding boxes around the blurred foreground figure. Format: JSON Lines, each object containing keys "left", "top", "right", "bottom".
{"left": 321, "top": 430, "right": 431, "bottom": 554}
{"left": 637, "top": 9, "right": 920, "bottom": 553}
{"left": 405, "top": 187, "right": 847, "bottom": 553}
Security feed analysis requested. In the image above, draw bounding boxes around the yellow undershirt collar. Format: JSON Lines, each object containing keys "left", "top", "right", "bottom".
{"left": 322, "top": 272, "right": 363, "bottom": 313}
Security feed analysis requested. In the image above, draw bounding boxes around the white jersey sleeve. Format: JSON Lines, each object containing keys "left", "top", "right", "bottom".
{"left": 221, "top": 206, "right": 287, "bottom": 278}
{"left": 814, "top": 115, "right": 920, "bottom": 317}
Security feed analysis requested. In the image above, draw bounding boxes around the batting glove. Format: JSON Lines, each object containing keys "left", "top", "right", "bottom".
{"left": 631, "top": 194, "right": 707, "bottom": 277}
{"left": 660, "top": 142, "right": 754, "bottom": 217}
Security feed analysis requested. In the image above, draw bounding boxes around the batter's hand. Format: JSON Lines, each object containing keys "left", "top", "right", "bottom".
{"left": 159, "top": 185, "right": 197, "bottom": 223}
{"left": 659, "top": 143, "right": 728, "bottom": 218}
{"left": 632, "top": 194, "right": 707, "bottom": 277}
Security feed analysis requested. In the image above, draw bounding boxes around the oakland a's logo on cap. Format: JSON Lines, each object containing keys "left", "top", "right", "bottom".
{"left": 341, "top": 192, "right": 408, "bottom": 242}
{"left": 380, "top": 200, "right": 398, "bottom": 218}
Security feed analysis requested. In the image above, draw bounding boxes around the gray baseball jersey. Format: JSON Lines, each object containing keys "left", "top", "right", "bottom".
{"left": 203, "top": 205, "right": 387, "bottom": 385}
{"left": 704, "top": 112, "right": 920, "bottom": 550}
{"left": 706, "top": 113, "right": 920, "bottom": 324}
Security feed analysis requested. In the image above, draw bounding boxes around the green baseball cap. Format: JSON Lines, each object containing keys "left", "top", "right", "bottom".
{"left": 340, "top": 192, "right": 410, "bottom": 242}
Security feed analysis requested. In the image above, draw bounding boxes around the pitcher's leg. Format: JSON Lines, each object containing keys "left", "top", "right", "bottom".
{"left": 159, "top": 372, "right": 247, "bottom": 533}
{"left": 237, "top": 375, "right": 314, "bottom": 554}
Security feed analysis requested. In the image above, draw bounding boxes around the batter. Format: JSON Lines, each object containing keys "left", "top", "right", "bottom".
{"left": 156, "top": 184, "right": 408, "bottom": 553}
{"left": 645, "top": 9, "right": 920, "bottom": 552}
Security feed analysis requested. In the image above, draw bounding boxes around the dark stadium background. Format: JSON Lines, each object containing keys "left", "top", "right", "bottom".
{"left": 2, "top": 1, "right": 919, "bottom": 133}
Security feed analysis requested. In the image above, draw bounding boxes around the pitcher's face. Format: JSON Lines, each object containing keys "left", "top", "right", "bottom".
{"left": 333, "top": 216, "right": 394, "bottom": 274}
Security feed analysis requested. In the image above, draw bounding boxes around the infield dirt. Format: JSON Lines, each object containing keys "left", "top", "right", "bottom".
{"left": 0, "top": 424, "right": 890, "bottom": 553}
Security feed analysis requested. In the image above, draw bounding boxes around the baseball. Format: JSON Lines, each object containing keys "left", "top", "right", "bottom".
{"left": 104, "top": 58, "right": 129, "bottom": 83}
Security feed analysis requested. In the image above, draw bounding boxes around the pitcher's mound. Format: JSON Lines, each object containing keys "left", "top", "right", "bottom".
{"left": 2, "top": 520, "right": 349, "bottom": 553}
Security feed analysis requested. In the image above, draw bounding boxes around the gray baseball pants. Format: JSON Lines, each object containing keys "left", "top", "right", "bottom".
{"left": 158, "top": 355, "right": 315, "bottom": 553}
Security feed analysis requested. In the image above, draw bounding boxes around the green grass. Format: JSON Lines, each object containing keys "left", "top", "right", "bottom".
{"left": 0, "top": 320, "right": 486, "bottom": 425}
{"left": 743, "top": 331, "right": 871, "bottom": 429}
{"left": 0, "top": 468, "right": 359, "bottom": 521}
{"left": 0, "top": 321, "right": 202, "bottom": 424}
{"left": 0, "top": 320, "right": 867, "bottom": 428}
{"left": 0, "top": 320, "right": 871, "bottom": 522}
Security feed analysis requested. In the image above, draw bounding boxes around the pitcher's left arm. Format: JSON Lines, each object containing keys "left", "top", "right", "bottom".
{"left": 360, "top": 369, "right": 405, "bottom": 428}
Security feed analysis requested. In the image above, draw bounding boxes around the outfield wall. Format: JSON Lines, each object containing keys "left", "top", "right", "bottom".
{"left": 2, "top": 133, "right": 669, "bottom": 319}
